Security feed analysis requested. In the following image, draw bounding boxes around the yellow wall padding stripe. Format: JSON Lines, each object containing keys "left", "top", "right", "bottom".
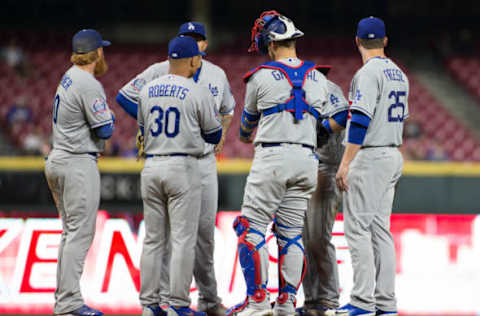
{"left": 0, "top": 157, "right": 480, "bottom": 176}
{"left": 401, "top": 161, "right": 480, "bottom": 177}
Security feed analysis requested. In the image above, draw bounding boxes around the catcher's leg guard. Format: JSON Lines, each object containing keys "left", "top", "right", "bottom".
{"left": 233, "top": 216, "right": 268, "bottom": 303}
{"left": 272, "top": 219, "right": 307, "bottom": 305}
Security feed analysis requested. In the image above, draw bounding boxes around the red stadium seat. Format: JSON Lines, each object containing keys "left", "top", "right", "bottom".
{"left": 0, "top": 34, "right": 479, "bottom": 160}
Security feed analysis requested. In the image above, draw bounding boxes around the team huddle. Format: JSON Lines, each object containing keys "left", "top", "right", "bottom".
{"left": 45, "top": 10, "right": 409, "bottom": 316}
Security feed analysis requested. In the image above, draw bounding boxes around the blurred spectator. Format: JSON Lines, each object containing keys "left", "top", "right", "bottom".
{"left": 103, "top": 140, "right": 120, "bottom": 156}
{"left": 401, "top": 116, "right": 429, "bottom": 160}
{"left": 1, "top": 40, "right": 32, "bottom": 79}
{"left": 403, "top": 116, "right": 422, "bottom": 140}
{"left": 402, "top": 137, "right": 427, "bottom": 161}
{"left": 23, "top": 126, "right": 47, "bottom": 155}
{"left": 425, "top": 141, "right": 449, "bottom": 161}
{"left": 6, "top": 95, "right": 32, "bottom": 127}
{"left": 121, "top": 138, "right": 139, "bottom": 158}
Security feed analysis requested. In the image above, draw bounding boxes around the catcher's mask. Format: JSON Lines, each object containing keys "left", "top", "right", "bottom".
{"left": 248, "top": 10, "right": 304, "bottom": 54}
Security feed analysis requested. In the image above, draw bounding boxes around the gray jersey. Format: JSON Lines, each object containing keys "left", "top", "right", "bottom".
{"left": 51, "top": 66, "right": 114, "bottom": 153}
{"left": 119, "top": 59, "right": 235, "bottom": 154}
{"left": 138, "top": 74, "right": 222, "bottom": 156}
{"left": 316, "top": 80, "right": 349, "bottom": 165}
{"left": 244, "top": 58, "right": 329, "bottom": 147}
{"left": 347, "top": 57, "right": 409, "bottom": 147}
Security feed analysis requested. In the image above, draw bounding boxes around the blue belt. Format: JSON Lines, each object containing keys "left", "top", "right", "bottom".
{"left": 260, "top": 142, "right": 314, "bottom": 150}
{"left": 145, "top": 153, "right": 189, "bottom": 158}
{"left": 361, "top": 145, "right": 399, "bottom": 149}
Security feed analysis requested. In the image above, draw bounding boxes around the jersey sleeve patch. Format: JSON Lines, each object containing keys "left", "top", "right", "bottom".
{"left": 131, "top": 78, "right": 147, "bottom": 92}
{"left": 92, "top": 98, "right": 108, "bottom": 114}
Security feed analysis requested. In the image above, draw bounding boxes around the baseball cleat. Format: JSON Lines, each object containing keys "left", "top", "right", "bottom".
{"left": 294, "top": 306, "right": 310, "bottom": 316}
{"left": 335, "top": 304, "right": 375, "bottom": 316}
{"left": 168, "top": 306, "right": 206, "bottom": 316}
{"left": 375, "top": 310, "right": 397, "bottom": 316}
{"left": 202, "top": 304, "right": 228, "bottom": 316}
{"left": 143, "top": 304, "right": 168, "bottom": 316}
{"left": 295, "top": 305, "right": 336, "bottom": 316}
{"left": 59, "top": 305, "right": 103, "bottom": 316}
{"left": 227, "top": 299, "right": 273, "bottom": 316}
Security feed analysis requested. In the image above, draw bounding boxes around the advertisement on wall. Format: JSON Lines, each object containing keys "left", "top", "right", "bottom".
{"left": 0, "top": 211, "right": 479, "bottom": 314}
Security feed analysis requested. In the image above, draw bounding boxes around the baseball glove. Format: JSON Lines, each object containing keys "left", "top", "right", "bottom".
{"left": 136, "top": 130, "right": 145, "bottom": 161}
{"left": 316, "top": 119, "right": 330, "bottom": 148}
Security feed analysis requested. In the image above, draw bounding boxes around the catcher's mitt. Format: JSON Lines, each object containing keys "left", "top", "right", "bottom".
{"left": 316, "top": 119, "right": 330, "bottom": 148}
{"left": 136, "top": 130, "right": 145, "bottom": 161}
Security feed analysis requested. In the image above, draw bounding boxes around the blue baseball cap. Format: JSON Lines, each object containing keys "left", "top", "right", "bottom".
{"left": 168, "top": 36, "right": 206, "bottom": 59}
{"left": 72, "top": 29, "right": 111, "bottom": 54}
{"left": 356, "top": 17, "right": 386, "bottom": 39}
{"left": 178, "top": 22, "right": 207, "bottom": 40}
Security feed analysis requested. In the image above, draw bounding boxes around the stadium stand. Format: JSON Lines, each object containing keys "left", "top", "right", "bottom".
{"left": 1, "top": 32, "right": 479, "bottom": 160}
{"left": 446, "top": 56, "right": 480, "bottom": 104}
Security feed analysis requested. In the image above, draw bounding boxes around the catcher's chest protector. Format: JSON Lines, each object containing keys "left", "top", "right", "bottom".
{"left": 243, "top": 61, "right": 324, "bottom": 122}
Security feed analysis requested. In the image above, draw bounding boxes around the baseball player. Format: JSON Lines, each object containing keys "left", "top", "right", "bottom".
{"left": 44, "top": 29, "right": 114, "bottom": 316}
{"left": 116, "top": 22, "right": 235, "bottom": 316}
{"left": 227, "top": 11, "right": 329, "bottom": 316}
{"left": 138, "top": 35, "right": 222, "bottom": 316}
{"left": 296, "top": 75, "right": 350, "bottom": 316}
{"left": 335, "top": 17, "right": 409, "bottom": 316}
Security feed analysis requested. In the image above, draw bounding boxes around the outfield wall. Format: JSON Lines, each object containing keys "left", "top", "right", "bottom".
{"left": 0, "top": 157, "right": 479, "bottom": 213}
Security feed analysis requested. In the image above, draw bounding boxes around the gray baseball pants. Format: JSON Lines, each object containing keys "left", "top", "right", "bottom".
{"left": 302, "top": 163, "right": 340, "bottom": 309}
{"left": 44, "top": 150, "right": 100, "bottom": 315}
{"left": 240, "top": 144, "right": 318, "bottom": 316}
{"left": 140, "top": 156, "right": 201, "bottom": 308}
{"left": 140, "top": 153, "right": 221, "bottom": 309}
{"left": 343, "top": 147, "right": 403, "bottom": 312}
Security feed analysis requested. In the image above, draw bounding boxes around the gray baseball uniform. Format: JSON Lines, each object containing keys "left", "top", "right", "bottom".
{"left": 119, "top": 59, "right": 234, "bottom": 310}
{"left": 343, "top": 57, "right": 408, "bottom": 312}
{"left": 302, "top": 80, "right": 348, "bottom": 311}
{"left": 44, "top": 66, "right": 114, "bottom": 315}
{"left": 239, "top": 58, "right": 328, "bottom": 315}
{"left": 138, "top": 74, "right": 222, "bottom": 309}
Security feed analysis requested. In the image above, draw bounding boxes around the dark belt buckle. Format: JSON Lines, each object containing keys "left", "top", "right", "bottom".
{"left": 261, "top": 143, "right": 281, "bottom": 148}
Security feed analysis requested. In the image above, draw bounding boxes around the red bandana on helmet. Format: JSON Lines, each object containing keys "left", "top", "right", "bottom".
{"left": 248, "top": 10, "right": 281, "bottom": 53}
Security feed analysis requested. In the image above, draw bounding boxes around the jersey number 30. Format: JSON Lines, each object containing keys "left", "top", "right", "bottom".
{"left": 150, "top": 106, "right": 180, "bottom": 138}
{"left": 388, "top": 91, "right": 406, "bottom": 122}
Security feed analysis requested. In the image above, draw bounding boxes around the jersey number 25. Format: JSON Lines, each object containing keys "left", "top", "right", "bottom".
{"left": 387, "top": 91, "right": 406, "bottom": 122}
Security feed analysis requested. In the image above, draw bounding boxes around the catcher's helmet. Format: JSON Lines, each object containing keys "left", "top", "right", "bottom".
{"left": 249, "top": 10, "right": 304, "bottom": 54}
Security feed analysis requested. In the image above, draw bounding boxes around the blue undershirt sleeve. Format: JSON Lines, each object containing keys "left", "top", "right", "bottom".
{"left": 331, "top": 110, "right": 348, "bottom": 128}
{"left": 347, "top": 111, "right": 371, "bottom": 145}
{"left": 94, "top": 122, "right": 114, "bottom": 139}
{"left": 202, "top": 128, "right": 223, "bottom": 145}
{"left": 348, "top": 123, "right": 367, "bottom": 145}
{"left": 116, "top": 93, "right": 138, "bottom": 120}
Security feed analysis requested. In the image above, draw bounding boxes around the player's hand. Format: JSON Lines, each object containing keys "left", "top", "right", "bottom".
{"left": 336, "top": 163, "right": 349, "bottom": 191}
{"left": 136, "top": 130, "right": 145, "bottom": 161}
{"left": 214, "top": 136, "right": 226, "bottom": 154}
{"left": 239, "top": 134, "right": 254, "bottom": 144}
